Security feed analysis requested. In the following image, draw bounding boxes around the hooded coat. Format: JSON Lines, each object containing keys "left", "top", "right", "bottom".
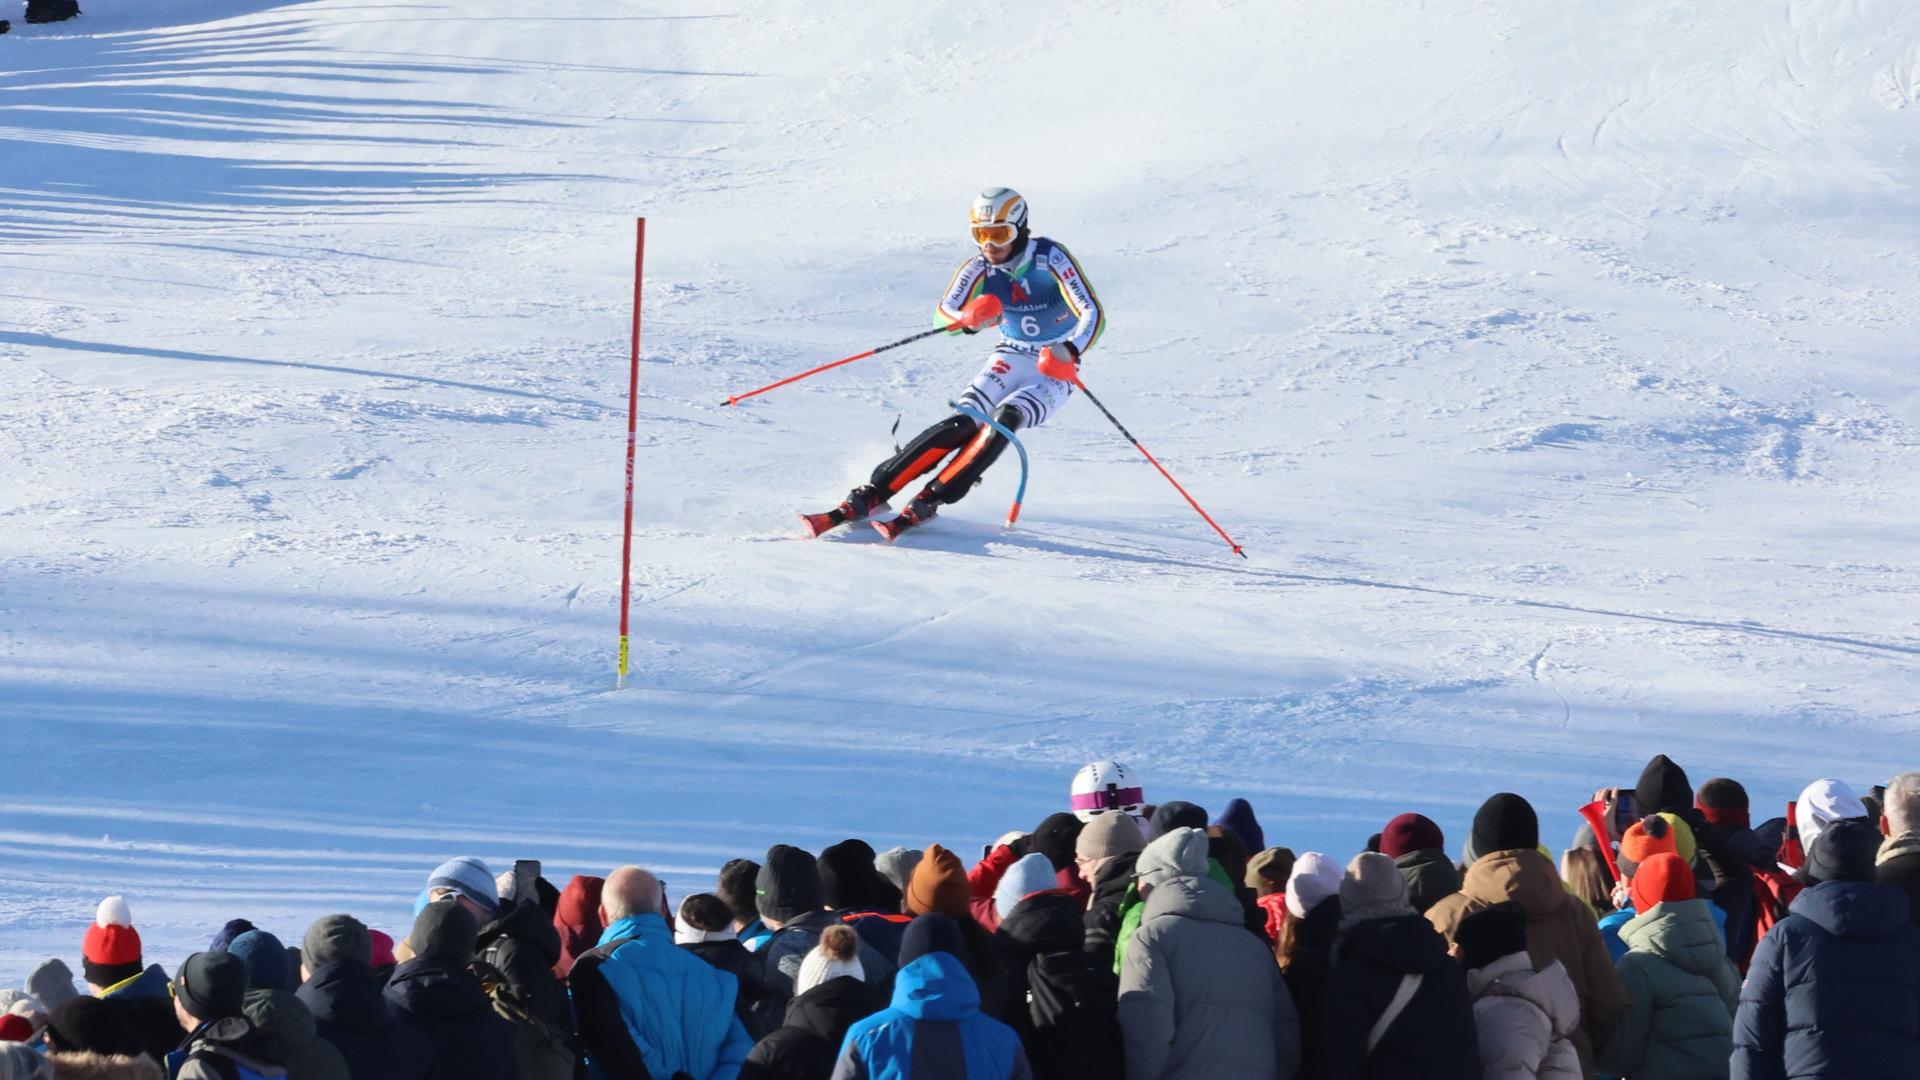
{"left": 1118, "top": 875, "right": 1301, "bottom": 1080}
{"left": 1600, "top": 898, "right": 1739, "bottom": 1079}
{"left": 383, "top": 954, "right": 515, "bottom": 1080}
{"left": 995, "top": 892, "right": 1122, "bottom": 1079}
{"left": 830, "top": 951, "right": 1031, "bottom": 1080}
{"left": 748, "top": 910, "right": 899, "bottom": 1038}
{"left": 570, "top": 912, "right": 754, "bottom": 1080}
{"left": 741, "top": 975, "right": 884, "bottom": 1080}
{"left": 1393, "top": 849, "right": 1463, "bottom": 915}
{"left": 1321, "top": 912, "right": 1480, "bottom": 1080}
{"left": 242, "top": 988, "right": 352, "bottom": 1080}
{"left": 1732, "top": 880, "right": 1920, "bottom": 1079}
{"left": 1426, "top": 848, "right": 1627, "bottom": 1076}
{"left": 552, "top": 875, "right": 605, "bottom": 980}
{"left": 167, "top": 1016, "right": 289, "bottom": 1080}
{"left": 296, "top": 962, "right": 439, "bottom": 1080}
{"left": 1466, "top": 954, "right": 1582, "bottom": 1080}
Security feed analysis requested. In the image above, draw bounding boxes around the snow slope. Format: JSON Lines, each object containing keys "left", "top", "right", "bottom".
{"left": 2, "top": 0, "right": 1918, "bottom": 975}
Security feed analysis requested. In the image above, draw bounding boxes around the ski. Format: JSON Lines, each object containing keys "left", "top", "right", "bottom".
{"left": 799, "top": 510, "right": 845, "bottom": 538}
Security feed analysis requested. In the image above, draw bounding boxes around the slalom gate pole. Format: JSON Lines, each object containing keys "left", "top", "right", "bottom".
{"left": 719, "top": 294, "right": 1002, "bottom": 407}
{"left": 1038, "top": 350, "right": 1245, "bottom": 558}
{"left": 952, "top": 401, "right": 1029, "bottom": 528}
{"left": 617, "top": 217, "right": 645, "bottom": 689}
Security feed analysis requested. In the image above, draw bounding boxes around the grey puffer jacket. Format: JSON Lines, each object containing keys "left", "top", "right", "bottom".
{"left": 1117, "top": 874, "right": 1300, "bottom": 1080}
{"left": 1467, "top": 953, "right": 1582, "bottom": 1080}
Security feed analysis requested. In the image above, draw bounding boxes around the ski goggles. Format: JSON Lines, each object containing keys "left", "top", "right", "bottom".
{"left": 971, "top": 221, "right": 1019, "bottom": 247}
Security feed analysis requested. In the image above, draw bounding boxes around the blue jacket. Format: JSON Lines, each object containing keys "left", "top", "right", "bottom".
{"left": 832, "top": 951, "right": 1031, "bottom": 1080}
{"left": 1599, "top": 898, "right": 1726, "bottom": 962}
{"left": 571, "top": 913, "right": 751, "bottom": 1080}
{"left": 1732, "top": 881, "right": 1920, "bottom": 1079}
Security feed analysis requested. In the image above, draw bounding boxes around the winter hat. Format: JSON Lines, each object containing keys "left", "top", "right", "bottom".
{"left": 716, "top": 860, "right": 761, "bottom": 924}
{"left": 1454, "top": 901, "right": 1529, "bottom": 971}
{"left": 1617, "top": 814, "right": 1679, "bottom": 877}
{"left": 0, "top": 999, "right": 42, "bottom": 1043}
{"left": 794, "top": 924, "right": 864, "bottom": 995}
{"left": 0, "top": 1044, "right": 49, "bottom": 1079}
{"left": 0, "top": 1015, "right": 32, "bottom": 1043}
{"left": 1030, "top": 813, "right": 1084, "bottom": 872}
{"left": 1803, "top": 817, "right": 1880, "bottom": 884}
{"left": 1628, "top": 852, "right": 1696, "bottom": 913}
{"left": 1634, "top": 754, "right": 1694, "bottom": 816}
{"left": 1696, "top": 777, "right": 1751, "bottom": 833}
{"left": 1211, "top": 799, "right": 1265, "bottom": 853}
{"left": 1654, "top": 813, "right": 1697, "bottom": 865}
{"left": 1136, "top": 827, "right": 1211, "bottom": 892}
{"left": 494, "top": 871, "right": 519, "bottom": 906}
{"left": 905, "top": 844, "right": 970, "bottom": 919}
{"left": 46, "top": 998, "right": 144, "bottom": 1057}
{"left": 1247, "top": 847, "right": 1296, "bottom": 893}
{"left": 1796, "top": 779, "right": 1868, "bottom": 855}
{"left": 27, "top": 959, "right": 76, "bottom": 1010}
{"left": 226, "top": 930, "right": 291, "bottom": 992}
{"left": 1076, "top": 812, "right": 1146, "bottom": 861}
{"left": 874, "top": 848, "right": 923, "bottom": 895}
{"left": 80, "top": 898, "right": 141, "bottom": 989}
{"left": 303, "top": 915, "right": 372, "bottom": 970}
{"left": 674, "top": 894, "right": 735, "bottom": 944}
{"left": 208, "top": 919, "right": 256, "bottom": 953}
{"left": 994, "top": 853, "right": 1059, "bottom": 915}
{"left": 1470, "top": 793, "right": 1539, "bottom": 858}
{"left": 172, "top": 951, "right": 248, "bottom": 1022}
{"left": 1285, "top": 852, "right": 1343, "bottom": 918}
{"left": 757, "top": 845, "right": 824, "bottom": 923}
{"left": 898, "top": 912, "right": 965, "bottom": 967}
{"left": 425, "top": 857, "right": 498, "bottom": 917}
{"left": 1380, "top": 813, "right": 1445, "bottom": 859}
{"left": 408, "top": 901, "right": 479, "bottom": 964}
{"left": 818, "top": 839, "right": 901, "bottom": 912}
{"left": 1338, "top": 852, "right": 1415, "bottom": 929}
{"left": 1148, "top": 801, "right": 1208, "bottom": 840}
{"left": 367, "top": 930, "right": 397, "bottom": 970}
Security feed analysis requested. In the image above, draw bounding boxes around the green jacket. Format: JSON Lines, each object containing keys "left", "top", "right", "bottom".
{"left": 1598, "top": 898, "right": 1739, "bottom": 1080}
{"left": 1113, "top": 856, "right": 1235, "bottom": 974}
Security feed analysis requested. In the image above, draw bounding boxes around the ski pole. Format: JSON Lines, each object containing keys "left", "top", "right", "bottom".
{"left": 721, "top": 295, "right": 1002, "bottom": 407}
{"left": 1038, "top": 348, "right": 1247, "bottom": 558}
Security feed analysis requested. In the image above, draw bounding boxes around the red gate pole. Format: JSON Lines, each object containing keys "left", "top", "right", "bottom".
{"left": 618, "top": 218, "right": 645, "bottom": 689}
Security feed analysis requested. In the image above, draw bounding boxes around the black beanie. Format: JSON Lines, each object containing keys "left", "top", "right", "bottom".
{"left": 1031, "top": 813, "right": 1084, "bottom": 872}
{"left": 173, "top": 950, "right": 249, "bottom": 1022}
{"left": 1149, "top": 801, "right": 1208, "bottom": 840}
{"left": 757, "top": 844, "right": 823, "bottom": 923}
{"left": 47, "top": 997, "right": 148, "bottom": 1056}
{"left": 1634, "top": 754, "right": 1693, "bottom": 816}
{"left": 408, "top": 900, "right": 479, "bottom": 964}
{"left": 818, "top": 839, "right": 900, "bottom": 912}
{"left": 1804, "top": 818, "right": 1880, "bottom": 884}
{"left": 1471, "top": 793, "right": 1539, "bottom": 856}
{"left": 1455, "top": 901, "right": 1529, "bottom": 970}
{"left": 899, "top": 912, "right": 965, "bottom": 967}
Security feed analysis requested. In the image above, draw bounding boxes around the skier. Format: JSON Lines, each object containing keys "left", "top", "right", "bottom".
{"left": 803, "top": 187, "right": 1106, "bottom": 541}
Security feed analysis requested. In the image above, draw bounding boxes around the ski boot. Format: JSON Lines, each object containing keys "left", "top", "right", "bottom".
{"left": 872, "top": 498, "right": 936, "bottom": 543}
{"left": 801, "top": 484, "right": 887, "bottom": 538}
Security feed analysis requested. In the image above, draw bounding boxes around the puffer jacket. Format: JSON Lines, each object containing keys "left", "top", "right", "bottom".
{"left": 1427, "top": 848, "right": 1627, "bottom": 1075}
{"left": 243, "top": 988, "right": 351, "bottom": 1080}
{"left": 383, "top": 954, "right": 515, "bottom": 1080}
{"left": 742, "top": 975, "right": 883, "bottom": 1080}
{"left": 1732, "top": 880, "right": 1920, "bottom": 1079}
{"left": 747, "top": 910, "right": 899, "bottom": 1037}
{"left": 296, "top": 961, "right": 439, "bottom": 1080}
{"left": 1466, "top": 953, "right": 1581, "bottom": 1080}
{"left": 831, "top": 951, "right": 1030, "bottom": 1080}
{"left": 1394, "top": 849, "right": 1464, "bottom": 915}
{"left": 1117, "top": 874, "right": 1301, "bottom": 1080}
{"left": 1600, "top": 898, "right": 1738, "bottom": 1079}
{"left": 1321, "top": 913, "right": 1480, "bottom": 1079}
{"left": 571, "top": 913, "right": 753, "bottom": 1080}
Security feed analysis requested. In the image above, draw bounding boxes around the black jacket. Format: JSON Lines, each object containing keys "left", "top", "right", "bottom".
{"left": 383, "top": 956, "right": 515, "bottom": 1080}
{"left": 1635, "top": 755, "right": 1755, "bottom": 963}
{"left": 1082, "top": 850, "right": 1139, "bottom": 971}
{"left": 1877, "top": 839, "right": 1920, "bottom": 929}
{"left": 172, "top": 1015, "right": 288, "bottom": 1080}
{"left": 477, "top": 900, "right": 568, "bottom": 1031}
{"left": 1321, "top": 914, "right": 1481, "bottom": 1079}
{"left": 741, "top": 975, "right": 884, "bottom": 1080}
{"left": 1286, "top": 896, "right": 1341, "bottom": 1080}
{"left": 995, "top": 892, "right": 1121, "bottom": 1079}
{"left": 297, "top": 962, "right": 439, "bottom": 1080}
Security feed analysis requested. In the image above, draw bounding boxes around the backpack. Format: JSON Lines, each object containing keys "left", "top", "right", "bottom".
{"left": 471, "top": 960, "right": 577, "bottom": 1080}
{"left": 1022, "top": 950, "right": 1121, "bottom": 1074}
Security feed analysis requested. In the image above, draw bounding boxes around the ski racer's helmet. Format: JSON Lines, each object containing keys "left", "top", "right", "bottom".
{"left": 1071, "top": 759, "right": 1144, "bottom": 822}
{"left": 970, "top": 187, "right": 1028, "bottom": 248}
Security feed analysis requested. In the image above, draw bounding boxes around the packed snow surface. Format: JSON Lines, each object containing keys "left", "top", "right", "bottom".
{"left": 2, "top": 0, "right": 1918, "bottom": 974}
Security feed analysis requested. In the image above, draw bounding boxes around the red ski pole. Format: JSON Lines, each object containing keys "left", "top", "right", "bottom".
{"left": 720, "top": 295, "right": 1002, "bottom": 407}
{"left": 1038, "top": 348, "right": 1246, "bottom": 558}
{"left": 618, "top": 217, "right": 646, "bottom": 689}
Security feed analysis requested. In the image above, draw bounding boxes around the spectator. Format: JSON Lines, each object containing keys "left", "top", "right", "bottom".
{"left": 1733, "top": 818, "right": 1920, "bottom": 1079}
{"left": 0, "top": 1044, "right": 50, "bottom": 1080}
{"left": 1247, "top": 846, "right": 1295, "bottom": 946}
{"left": 968, "top": 816, "right": 1091, "bottom": 934}
{"left": 1212, "top": 798, "right": 1266, "bottom": 853}
{"left": 384, "top": 901, "right": 515, "bottom": 1080}
{"left": 168, "top": 951, "right": 286, "bottom": 1079}
{"left": 818, "top": 840, "right": 911, "bottom": 961}
{"left": 1379, "top": 813, "right": 1463, "bottom": 915}
{"left": 1599, "top": 852, "right": 1737, "bottom": 1079}
{"left": 992, "top": 858, "right": 1121, "bottom": 1078}
{"left": 1147, "top": 802, "right": 1207, "bottom": 840}
{"left": 425, "top": 859, "right": 568, "bottom": 1035}
{"left": 718, "top": 859, "right": 772, "bottom": 951}
{"left": 78, "top": 898, "right": 176, "bottom": 1062}
{"left": 569, "top": 865, "right": 753, "bottom": 1079}
{"left": 1877, "top": 771, "right": 1920, "bottom": 928}
{"left": 1637, "top": 755, "right": 1757, "bottom": 968}
{"left": 874, "top": 848, "right": 922, "bottom": 899}
{"left": 221, "top": 930, "right": 349, "bottom": 1080}
{"left": 749, "top": 846, "right": 897, "bottom": 1037}
{"left": 1558, "top": 846, "right": 1614, "bottom": 921}
{"left": 1205, "top": 826, "right": 1272, "bottom": 941}
{"left": 1280, "top": 852, "right": 1341, "bottom": 1077}
{"left": 43, "top": 999, "right": 147, "bottom": 1060}
{"left": 1078, "top": 813, "right": 1147, "bottom": 971}
{"left": 1116, "top": 834, "right": 1299, "bottom": 1080}
{"left": 903, "top": 844, "right": 1002, "bottom": 1014}
{"left": 1111, "top": 827, "right": 1213, "bottom": 974}
{"left": 1426, "top": 793, "right": 1626, "bottom": 1076}
{"left": 296, "top": 915, "right": 436, "bottom": 1080}
{"left": 29, "top": 960, "right": 78, "bottom": 1012}
{"left": 742, "top": 925, "right": 882, "bottom": 1080}
{"left": 1457, "top": 902, "right": 1581, "bottom": 1080}
{"left": 553, "top": 875, "right": 606, "bottom": 979}
{"left": 833, "top": 913, "right": 1030, "bottom": 1080}
{"left": 1599, "top": 814, "right": 1727, "bottom": 962}
{"left": 679, "top": 893, "right": 763, "bottom": 1027}
{"left": 1320, "top": 853, "right": 1478, "bottom": 1079}
{"left": 1794, "top": 778, "right": 1869, "bottom": 860}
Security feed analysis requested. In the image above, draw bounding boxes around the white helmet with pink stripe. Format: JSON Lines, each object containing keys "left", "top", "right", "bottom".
{"left": 1071, "top": 759, "right": 1145, "bottom": 823}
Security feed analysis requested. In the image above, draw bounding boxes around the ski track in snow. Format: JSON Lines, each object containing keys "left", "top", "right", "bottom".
{"left": 2, "top": 0, "right": 1919, "bottom": 975}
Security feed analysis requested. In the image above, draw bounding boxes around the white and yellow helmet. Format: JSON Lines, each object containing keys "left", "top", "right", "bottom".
{"left": 969, "top": 187, "right": 1028, "bottom": 248}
